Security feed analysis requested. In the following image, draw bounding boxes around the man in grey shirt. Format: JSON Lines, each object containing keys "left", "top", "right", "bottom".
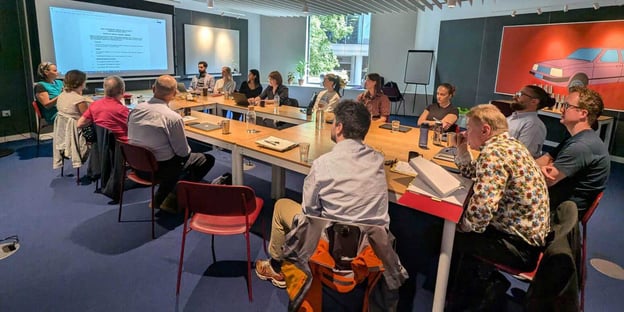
{"left": 128, "top": 75, "right": 215, "bottom": 212}
{"left": 507, "top": 85, "right": 553, "bottom": 158}
{"left": 255, "top": 100, "right": 389, "bottom": 288}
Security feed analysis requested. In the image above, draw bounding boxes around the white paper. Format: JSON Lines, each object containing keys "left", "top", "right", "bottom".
{"left": 391, "top": 161, "right": 418, "bottom": 177}
{"left": 409, "top": 156, "right": 463, "bottom": 197}
{"left": 407, "top": 173, "right": 473, "bottom": 206}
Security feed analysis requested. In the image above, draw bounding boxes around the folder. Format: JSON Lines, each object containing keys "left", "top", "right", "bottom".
{"left": 409, "top": 156, "right": 463, "bottom": 197}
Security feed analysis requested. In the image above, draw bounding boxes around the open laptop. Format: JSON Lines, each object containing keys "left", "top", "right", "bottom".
{"left": 231, "top": 92, "right": 250, "bottom": 106}
{"left": 177, "top": 82, "right": 188, "bottom": 93}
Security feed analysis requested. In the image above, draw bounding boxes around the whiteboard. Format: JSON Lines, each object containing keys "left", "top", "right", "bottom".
{"left": 184, "top": 24, "right": 240, "bottom": 75}
{"left": 404, "top": 50, "right": 434, "bottom": 85}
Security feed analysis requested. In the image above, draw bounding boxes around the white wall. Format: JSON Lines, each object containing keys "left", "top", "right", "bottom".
{"left": 258, "top": 16, "right": 306, "bottom": 84}
{"left": 368, "top": 13, "right": 418, "bottom": 92}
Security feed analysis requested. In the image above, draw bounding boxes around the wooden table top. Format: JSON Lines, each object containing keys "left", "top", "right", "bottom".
{"left": 184, "top": 111, "right": 279, "bottom": 143}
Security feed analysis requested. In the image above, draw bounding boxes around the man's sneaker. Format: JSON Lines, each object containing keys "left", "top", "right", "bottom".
{"left": 255, "top": 259, "right": 286, "bottom": 288}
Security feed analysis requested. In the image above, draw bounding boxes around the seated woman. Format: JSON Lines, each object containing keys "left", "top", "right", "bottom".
{"left": 417, "top": 83, "right": 459, "bottom": 132}
{"left": 239, "top": 69, "right": 263, "bottom": 101}
{"left": 52, "top": 69, "right": 92, "bottom": 172}
{"left": 56, "top": 69, "right": 92, "bottom": 120}
{"left": 34, "top": 62, "right": 64, "bottom": 123}
{"left": 214, "top": 66, "right": 236, "bottom": 94}
{"left": 356, "top": 73, "right": 390, "bottom": 122}
{"left": 254, "top": 71, "right": 289, "bottom": 106}
{"left": 313, "top": 73, "right": 344, "bottom": 123}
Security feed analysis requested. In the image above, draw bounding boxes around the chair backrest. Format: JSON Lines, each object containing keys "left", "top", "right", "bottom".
{"left": 381, "top": 81, "right": 403, "bottom": 101}
{"left": 581, "top": 191, "right": 603, "bottom": 226}
{"left": 32, "top": 101, "right": 43, "bottom": 119}
{"left": 177, "top": 181, "right": 259, "bottom": 217}
{"left": 118, "top": 141, "right": 159, "bottom": 173}
{"left": 490, "top": 100, "right": 513, "bottom": 117}
{"left": 32, "top": 101, "right": 43, "bottom": 129}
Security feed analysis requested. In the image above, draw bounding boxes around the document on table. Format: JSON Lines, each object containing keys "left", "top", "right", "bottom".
{"left": 255, "top": 136, "right": 299, "bottom": 152}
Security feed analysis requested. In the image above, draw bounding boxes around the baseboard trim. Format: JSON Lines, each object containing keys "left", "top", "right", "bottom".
{"left": 0, "top": 133, "right": 35, "bottom": 143}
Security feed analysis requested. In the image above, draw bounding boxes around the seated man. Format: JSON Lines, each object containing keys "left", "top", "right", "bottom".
{"left": 77, "top": 75, "right": 129, "bottom": 141}
{"left": 508, "top": 85, "right": 553, "bottom": 158}
{"left": 127, "top": 75, "right": 215, "bottom": 212}
{"left": 255, "top": 100, "right": 389, "bottom": 288}
{"left": 190, "top": 61, "right": 215, "bottom": 93}
{"left": 451, "top": 104, "right": 550, "bottom": 309}
{"left": 536, "top": 86, "right": 610, "bottom": 218}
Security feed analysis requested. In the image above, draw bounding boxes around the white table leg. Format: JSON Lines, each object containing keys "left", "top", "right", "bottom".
{"left": 432, "top": 220, "right": 457, "bottom": 312}
{"left": 232, "top": 146, "right": 243, "bottom": 185}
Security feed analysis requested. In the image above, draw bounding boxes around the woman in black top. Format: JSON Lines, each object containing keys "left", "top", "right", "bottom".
{"left": 239, "top": 69, "right": 262, "bottom": 101}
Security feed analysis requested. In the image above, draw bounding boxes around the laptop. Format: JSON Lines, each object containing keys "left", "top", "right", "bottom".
{"left": 231, "top": 92, "right": 250, "bottom": 106}
{"left": 177, "top": 82, "right": 188, "bottom": 93}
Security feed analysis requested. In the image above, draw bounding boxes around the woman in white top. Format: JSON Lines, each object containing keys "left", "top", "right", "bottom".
{"left": 313, "top": 73, "right": 344, "bottom": 123}
{"left": 56, "top": 70, "right": 92, "bottom": 120}
{"left": 214, "top": 66, "right": 236, "bottom": 94}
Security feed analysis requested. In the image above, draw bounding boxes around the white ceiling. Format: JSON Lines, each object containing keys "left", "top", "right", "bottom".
{"left": 154, "top": 0, "right": 622, "bottom": 18}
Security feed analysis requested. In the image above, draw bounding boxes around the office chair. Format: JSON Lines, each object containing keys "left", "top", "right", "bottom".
{"left": 175, "top": 181, "right": 264, "bottom": 301}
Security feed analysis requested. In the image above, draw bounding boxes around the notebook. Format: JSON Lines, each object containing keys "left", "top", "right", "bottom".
{"left": 379, "top": 123, "right": 412, "bottom": 133}
{"left": 188, "top": 122, "right": 221, "bottom": 132}
{"left": 255, "top": 136, "right": 299, "bottom": 152}
{"left": 231, "top": 92, "right": 250, "bottom": 106}
{"left": 409, "top": 156, "right": 464, "bottom": 198}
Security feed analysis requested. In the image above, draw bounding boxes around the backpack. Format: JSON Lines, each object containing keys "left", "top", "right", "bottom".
{"left": 382, "top": 81, "right": 403, "bottom": 102}
{"left": 305, "top": 92, "right": 318, "bottom": 115}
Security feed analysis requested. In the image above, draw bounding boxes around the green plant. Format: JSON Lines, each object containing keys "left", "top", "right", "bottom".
{"left": 295, "top": 60, "right": 307, "bottom": 78}
{"left": 287, "top": 72, "right": 295, "bottom": 81}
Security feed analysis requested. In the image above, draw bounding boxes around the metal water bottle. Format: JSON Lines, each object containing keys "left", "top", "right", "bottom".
{"left": 433, "top": 120, "right": 443, "bottom": 146}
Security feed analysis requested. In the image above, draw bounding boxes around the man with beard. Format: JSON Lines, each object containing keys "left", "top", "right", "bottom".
{"left": 190, "top": 61, "right": 215, "bottom": 92}
{"left": 507, "top": 85, "right": 554, "bottom": 158}
{"left": 254, "top": 99, "right": 390, "bottom": 288}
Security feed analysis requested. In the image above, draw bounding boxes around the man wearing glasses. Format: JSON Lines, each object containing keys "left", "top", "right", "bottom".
{"left": 536, "top": 86, "right": 610, "bottom": 218}
{"left": 508, "top": 86, "right": 554, "bottom": 157}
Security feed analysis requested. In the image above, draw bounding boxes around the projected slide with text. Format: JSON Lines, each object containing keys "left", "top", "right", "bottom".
{"left": 50, "top": 6, "right": 167, "bottom": 74}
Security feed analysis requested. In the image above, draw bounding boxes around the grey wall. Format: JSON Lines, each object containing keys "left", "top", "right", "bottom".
{"left": 258, "top": 17, "right": 306, "bottom": 84}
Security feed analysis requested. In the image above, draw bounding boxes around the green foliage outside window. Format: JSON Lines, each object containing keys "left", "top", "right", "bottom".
{"left": 308, "top": 15, "right": 353, "bottom": 76}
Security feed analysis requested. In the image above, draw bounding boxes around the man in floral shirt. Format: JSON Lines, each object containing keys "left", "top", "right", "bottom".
{"left": 449, "top": 104, "right": 550, "bottom": 309}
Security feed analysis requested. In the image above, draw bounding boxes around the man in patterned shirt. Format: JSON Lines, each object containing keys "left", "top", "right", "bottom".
{"left": 449, "top": 104, "right": 550, "bottom": 309}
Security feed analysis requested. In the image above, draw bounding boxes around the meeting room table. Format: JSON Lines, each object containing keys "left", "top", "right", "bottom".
{"left": 182, "top": 109, "right": 468, "bottom": 311}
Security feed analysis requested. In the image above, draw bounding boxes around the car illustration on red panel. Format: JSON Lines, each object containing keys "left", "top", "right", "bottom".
{"left": 529, "top": 48, "right": 624, "bottom": 87}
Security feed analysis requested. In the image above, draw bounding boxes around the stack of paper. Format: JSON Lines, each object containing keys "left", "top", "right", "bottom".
{"left": 255, "top": 136, "right": 299, "bottom": 152}
{"left": 409, "top": 156, "right": 465, "bottom": 198}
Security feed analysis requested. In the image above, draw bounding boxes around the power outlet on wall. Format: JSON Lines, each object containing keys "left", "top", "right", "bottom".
{"left": 1, "top": 110, "right": 11, "bottom": 117}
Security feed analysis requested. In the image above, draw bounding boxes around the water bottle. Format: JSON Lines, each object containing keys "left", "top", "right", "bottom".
{"left": 315, "top": 107, "right": 324, "bottom": 129}
{"left": 433, "top": 120, "right": 443, "bottom": 146}
{"left": 274, "top": 94, "right": 280, "bottom": 114}
{"left": 246, "top": 105, "right": 256, "bottom": 133}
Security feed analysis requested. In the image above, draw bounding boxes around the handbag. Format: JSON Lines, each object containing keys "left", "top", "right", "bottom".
{"left": 80, "top": 125, "right": 97, "bottom": 143}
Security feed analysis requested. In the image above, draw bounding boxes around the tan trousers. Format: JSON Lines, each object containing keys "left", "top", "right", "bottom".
{"left": 269, "top": 198, "right": 302, "bottom": 259}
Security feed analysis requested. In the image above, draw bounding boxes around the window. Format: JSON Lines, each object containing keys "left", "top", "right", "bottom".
{"left": 306, "top": 14, "right": 371, "bottom": 87}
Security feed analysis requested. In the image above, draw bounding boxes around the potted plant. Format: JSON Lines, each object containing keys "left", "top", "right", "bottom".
{"left": 287, "top": 72, "right": 295, "bottom": 85}
{"left": 295, "top": 60, "right": 306, "bottom": 85}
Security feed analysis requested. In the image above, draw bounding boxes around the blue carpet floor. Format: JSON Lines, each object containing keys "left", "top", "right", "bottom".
{"left": 0, "top": 119, "right": 622, "bottom": 311}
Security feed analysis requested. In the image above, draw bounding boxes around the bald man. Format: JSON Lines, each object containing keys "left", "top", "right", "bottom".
{"left": 128, "top": 75, "right": 215, "bottom": 212}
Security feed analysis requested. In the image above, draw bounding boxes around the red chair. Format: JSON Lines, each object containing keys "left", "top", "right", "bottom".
{"left": 580, "top": 192, "right": 603, "bottom": 312}
{"left": 117, "top": 141, "right": 160, "bottom": 239}
{"left": 175, "top": 181, "right": 264, "bottom": 301}
{"left": 32, "top": 101, "right": 46, "bottom": 156}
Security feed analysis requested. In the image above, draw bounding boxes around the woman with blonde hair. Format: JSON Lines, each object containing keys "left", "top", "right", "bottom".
{"left": 34, "top": 61, "right": 64, "bottom": 123}
{"left": 214, "top": 66, "right": 236, "bottom": 94}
